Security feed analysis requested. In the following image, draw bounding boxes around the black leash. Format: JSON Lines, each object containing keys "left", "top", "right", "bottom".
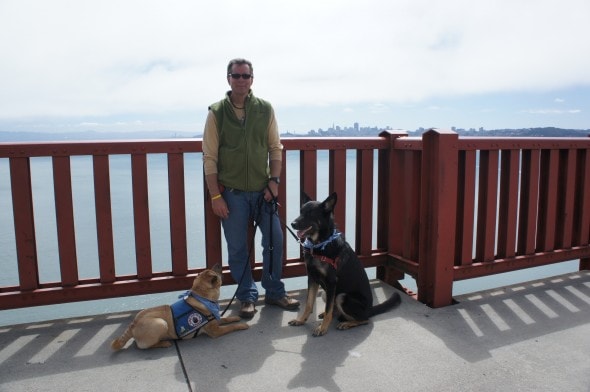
{"left": 266, "top": 185, "right": 300, "bottom": 243}
{"left": 219, "top": 187, "right": 300, "bottom": 317}
{"left": 174, "top": 340, "right": 193, "bottom": 391}
{"left": 220, "top": 216, "right": 260, "bottom": 317}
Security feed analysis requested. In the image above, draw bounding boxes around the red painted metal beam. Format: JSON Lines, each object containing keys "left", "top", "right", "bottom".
{"left": 475, "top": 150, "right": 499, "bottom": 263}
{"left": 0, "top": 139, "right": 202, "bottom": 158}
{"left": 355, "top": 149, "right": 374, "bottom": 256}
{"left": 93, "top": 155, "right": 116, "bottom": 283}
{"left": 454, "top": 246, "right": 590, "bottom": 280}
{"left": 381, "top": 134, "right": 406, "bottom": 256}
{"left": 556, "top": 149, "right": 577, "bottom": 249}
{"left": 518, "top": 149, "right": 540, "bottom": 255}
{"left": 9, "top": 157, "right": 39, "bottom": 291}
{"left": 300, "top": 150, "right": 317, "bottom": 200}
{"left": 329, "top": 149, "right": 347, "bottom": 232}
{"left": 497, "top": 150, "right": 520, "bottom": 259}
{"left": 537, "top": 149, "right": 559, "bottom": 252}
{"left": 402, "top": 150, "right": 421, "bottom": 262}
{"left": 168, "top": 153, "right": 188, "bottom": 276}
{"left": 52, "top": 156, "right": 79, "bottom": 286}
{"left": 418, "top": 129, "right": 458, "bottom": 308}
{"left": 455, "top": 150, "right": 476, "bottom": 265}
{"left": 376, "top": 130, "right": 408, "bottom": 283}
{"left": 203, "top": 177, "right": 223, "bottom": 268}
{"left": 282, "top": 137, "right": 388, "bottom": 151}
{"left": 131, "top": 153, "right": 152, "bottom": 278}
{"left": 574, "top": 149, "right": 590, "bottom": 246}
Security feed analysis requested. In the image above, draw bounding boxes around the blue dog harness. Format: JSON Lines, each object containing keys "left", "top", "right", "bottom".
{"left": 301, "top": 230, "right": 342, "bottom": 268}
{"left": 170, "top": 291, "right": 220, "bottom": 338}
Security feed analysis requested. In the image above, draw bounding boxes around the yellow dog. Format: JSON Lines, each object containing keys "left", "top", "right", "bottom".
{"left": 111, "top": 264, "right": 248, "bottom": 350}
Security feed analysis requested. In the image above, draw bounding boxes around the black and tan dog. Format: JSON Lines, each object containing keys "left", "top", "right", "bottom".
{"left": 288, "top": 192, "right": 401, "bottom": 336}
{"left": 111, "top": 264, "right": 248, "bottom": 350}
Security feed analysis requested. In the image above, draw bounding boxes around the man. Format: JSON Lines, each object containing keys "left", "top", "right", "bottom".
{"left": 202, "top": 58, "right": 300, "bottom": 319}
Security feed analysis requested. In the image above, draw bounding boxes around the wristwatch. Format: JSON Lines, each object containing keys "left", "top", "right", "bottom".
{"left": 269, "top": 176, "right": 280, "bottom": 184}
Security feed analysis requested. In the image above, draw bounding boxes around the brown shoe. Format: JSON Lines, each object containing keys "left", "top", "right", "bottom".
{"left": 265, "top": 296, "right": 300, "bottom": 310}
{"left": 239, "top": 301, "right": 255, "bottom": 319}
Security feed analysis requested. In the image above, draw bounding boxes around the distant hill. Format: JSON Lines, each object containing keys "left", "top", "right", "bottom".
{"left": 0, "top": 130, "right": 198, "bottom": 142}
{"left": 282, "top": 126, "right": 589, "bottom": 138}
{"left": 451, "top": 127, "right": 589, "bottom": 137}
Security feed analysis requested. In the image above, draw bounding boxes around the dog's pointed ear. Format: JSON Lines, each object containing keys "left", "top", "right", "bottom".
{"left": 323, "top": 192, "right": 337, "bottom": 212}
{"left": 301, "top": 191, "right": 312, "bottom": 205}
{"left": 211, "top": 263, "right": 222, "bottom": 274}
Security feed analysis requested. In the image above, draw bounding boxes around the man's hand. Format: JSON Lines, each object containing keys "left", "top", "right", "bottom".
{"left": 265, "top": 181, "right": 279, "bottom": 202}
{"left": 211, "top": 196, "right": 229, "bottom": 219}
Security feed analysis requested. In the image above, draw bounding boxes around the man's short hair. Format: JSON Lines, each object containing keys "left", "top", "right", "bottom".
{"left": 227, "top": 58, "right": 253, "bottom": 75}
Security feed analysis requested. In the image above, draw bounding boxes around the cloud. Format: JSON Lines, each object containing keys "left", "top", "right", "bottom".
{"left": 1, "top": 0, "right": 590, "bottom": 131}
{"left": 522, "top": 109, "right": 581, "bottom": 114}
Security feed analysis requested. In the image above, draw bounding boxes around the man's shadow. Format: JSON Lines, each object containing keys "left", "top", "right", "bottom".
{"left": 287, "top": 318, "right": 374, "bottom": 392}
{"left": 176, "top": 299, "right": 304, "bottom": 392}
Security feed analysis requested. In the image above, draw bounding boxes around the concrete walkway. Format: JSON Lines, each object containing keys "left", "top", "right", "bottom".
{"left": 1, "top": 271, "right": 589, "bottom": 392}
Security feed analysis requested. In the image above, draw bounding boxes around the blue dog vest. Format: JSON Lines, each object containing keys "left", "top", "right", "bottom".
{"left": 170, "top": 292, "right": 220, "bottom": 338}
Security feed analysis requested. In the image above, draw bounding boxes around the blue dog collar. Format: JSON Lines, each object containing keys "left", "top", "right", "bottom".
{"left": 302, "top": 230, "right": 341, "bottom": 252}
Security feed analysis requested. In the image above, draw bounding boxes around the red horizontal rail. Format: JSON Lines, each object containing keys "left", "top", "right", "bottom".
{"left": 0, "top": 139, "right": 202, "bottom": 158}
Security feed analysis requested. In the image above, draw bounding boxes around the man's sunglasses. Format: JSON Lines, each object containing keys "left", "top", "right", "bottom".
{"left": 228, "top": 73, "right": 253, "bottom": 80}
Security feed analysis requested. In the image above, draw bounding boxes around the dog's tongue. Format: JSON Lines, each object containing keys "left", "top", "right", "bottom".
{"left": 297, "top": 226, "right": 312, "bottom": 239}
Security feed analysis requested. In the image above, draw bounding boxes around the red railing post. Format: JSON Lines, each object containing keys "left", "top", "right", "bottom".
{"left": 168, "top": 152, "right": 188, "bottom": 276}
{"left": 9, "top": 157, "right": 40, "bottom": 291}
{"left": 418, "top": 129, "right": 458, "bottom": 307}
{"left": 203, "top": 178, "right": 224, "bottom": 268}
{"left": 579, "top": 137, "right": 590, "bottom": 270}
{"left": 355, "top": 149, "right": 374, "bottom": 256}
{"left": 93, "top": 155, "right": 116, "bottom": 283}
{"left": 53, "top": 156, "right": 79, "bottom": 286}
{"left": 377, "top": 130, "right": 408, "bottom": 284}
{"left": 131, "top": 153, "right": 152, "bottom": 279}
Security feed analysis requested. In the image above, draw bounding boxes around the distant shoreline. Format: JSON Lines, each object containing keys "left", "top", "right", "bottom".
{"left": 1, "top": 126, "right": 589, "bottom": 142}
{"left": 283, "top": 126, "right": 590, "bottom": 138}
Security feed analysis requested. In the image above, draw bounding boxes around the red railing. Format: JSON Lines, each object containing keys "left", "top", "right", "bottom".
{"left": 1, "top": 130, "right": 589, "bottom": 309}
{"left": 384, "top": 130, "right": 590, "bottom": 306}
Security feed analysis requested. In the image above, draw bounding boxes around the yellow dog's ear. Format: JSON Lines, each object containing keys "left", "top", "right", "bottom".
{"left": 211, "top": 263, "right": 222, "bottom": 274}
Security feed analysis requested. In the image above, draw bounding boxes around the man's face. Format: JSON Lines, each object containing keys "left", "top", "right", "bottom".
{"left": 227, "top": 63, "right": 253, "bottom": 95}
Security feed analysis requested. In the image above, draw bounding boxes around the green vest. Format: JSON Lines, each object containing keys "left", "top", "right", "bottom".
{"left": 209, "top": 92, "right": 272, "bottom": 191}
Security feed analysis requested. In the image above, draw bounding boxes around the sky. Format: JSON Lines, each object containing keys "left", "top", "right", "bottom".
{"left": 1, "top": 0, "right": 590, "bottom": 136}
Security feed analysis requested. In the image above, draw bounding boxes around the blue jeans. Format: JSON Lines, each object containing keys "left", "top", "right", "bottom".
{"left": 221, "top": 189, "right": 286, "bottom": 303}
